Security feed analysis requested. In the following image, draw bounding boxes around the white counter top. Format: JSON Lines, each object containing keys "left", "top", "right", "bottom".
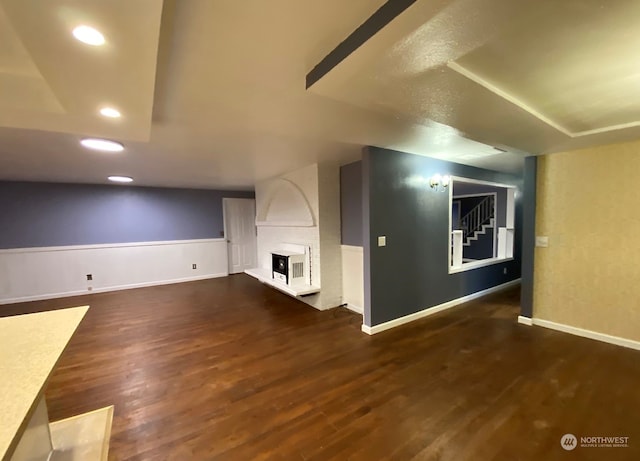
{"left": 0, "top": 306, "right": 89, "bottom": 461}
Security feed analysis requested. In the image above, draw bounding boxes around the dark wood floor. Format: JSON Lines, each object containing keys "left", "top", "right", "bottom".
{"left": 3, "top": 275, "right": 639, "bottom": 460}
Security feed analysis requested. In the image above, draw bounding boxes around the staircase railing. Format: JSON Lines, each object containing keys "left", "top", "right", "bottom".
{"left": 460, "top": 195, "right": 495, "bottom": 241}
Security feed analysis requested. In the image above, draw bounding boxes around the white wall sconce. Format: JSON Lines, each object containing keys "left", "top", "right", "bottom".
{"left": 429, "top": 174, "right": 450, "bottom": 192}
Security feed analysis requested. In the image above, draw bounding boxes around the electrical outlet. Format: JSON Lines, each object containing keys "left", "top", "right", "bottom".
{"left": 192, "top": 264, "right": 197, "bottom": 270}
{"left": 536, "top": 236, "right": 549, "bottom": 247}
{"left": 86, "top": 274, "right": 93, "bottom": 281}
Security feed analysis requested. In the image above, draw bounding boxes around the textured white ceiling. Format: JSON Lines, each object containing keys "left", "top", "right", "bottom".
{"left": 1, "top": 0, "right": 637, "bottom": 189}
{"left": 308, "top": 0, "right": 640, "bottom": 167}
{"left": 452, "top": 0, "right": 640, "bottom": 136}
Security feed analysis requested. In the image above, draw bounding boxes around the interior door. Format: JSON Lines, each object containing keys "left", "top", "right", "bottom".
{"left": 223, "top": 198, "right": 257, "bottom": 274}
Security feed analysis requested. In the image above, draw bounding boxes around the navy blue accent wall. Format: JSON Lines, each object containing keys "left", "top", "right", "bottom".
{"left": 0, "top": 182, "right": 254, "bottom": 249}
{"left": 340, "top": 161, "right": 363, "bottom": 246}
{"left": 520, "top": 156, "right": 537, "bottom": 318}
{"left": 452, "top": 201, "right": 461, "bottom": 230}
{"left": 464, "top": 230, "right": 495, "bottom": 260}
{"left": 363, "top": 146, "right": 523, "bottom": 326}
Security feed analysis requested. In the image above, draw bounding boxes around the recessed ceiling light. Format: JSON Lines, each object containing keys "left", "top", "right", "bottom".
{"left": 99, "top": 107, "right": 121, "bottom": 118}
{"left": 108, "top": 176, "right": 133, "bottom": 183}
{"left": 80, "top": 138, "right": 124, "bottom": 152}
{"left": 72, "top": 25, "right": 105, "bottom": 46}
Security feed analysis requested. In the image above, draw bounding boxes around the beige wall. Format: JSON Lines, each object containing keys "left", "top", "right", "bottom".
{"left": 534, "top": 139, "right": 640, "bottom": 341}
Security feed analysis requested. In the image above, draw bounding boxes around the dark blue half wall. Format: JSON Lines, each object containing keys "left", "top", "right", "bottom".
{"left": 0, "top": 181, "right": 254, "bottom": 249}
{"left": 363, "top": 147, "right": 523, "bottom": 327}
{"left": 340, "top": 161, "right": 363, "bottom": 246}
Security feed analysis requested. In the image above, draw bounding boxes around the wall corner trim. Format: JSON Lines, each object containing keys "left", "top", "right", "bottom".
{"left": 517, "top": 315, "right": 533, "bottom": 326}
{"left": 530, "top": 318, "right": 640, "bottom": 351}
{"left": 361, "top": 278, "right": 521, "bottom": 335}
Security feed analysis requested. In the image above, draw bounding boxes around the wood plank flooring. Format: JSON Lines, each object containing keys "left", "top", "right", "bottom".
{"left": 2, "top": 275, "right": 639, "bottom": 460}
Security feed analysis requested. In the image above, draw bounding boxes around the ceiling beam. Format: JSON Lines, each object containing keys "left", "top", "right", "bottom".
{"left": 305, "top": 0, "right": 417, "bottom": 89}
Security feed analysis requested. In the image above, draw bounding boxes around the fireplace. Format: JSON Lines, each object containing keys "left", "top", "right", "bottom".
{"left": 271, "top": 250, "right": 305, "bottom": 286}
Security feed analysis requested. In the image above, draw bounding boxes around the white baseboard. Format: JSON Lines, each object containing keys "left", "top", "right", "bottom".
{"left": 523, "top": 317, "right": 640, "bottom": 351}
{"left": 517, "top": 315, "right": 533, "bottom": 326}
{"left": 361, "top": 324, "right": 374, "bottom": 335}
{"left": 344, "top": 303, "right": 363, "bottom": 315}
{"left": 361, "top": 279, "right": 521, "bottom": 335}
{"left": 0, "top": 273, "right": 228, "bottom": 305}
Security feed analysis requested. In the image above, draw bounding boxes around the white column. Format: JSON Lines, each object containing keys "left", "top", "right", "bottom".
{"left": 452, "top": 231, "right": 463, "bottom": 268}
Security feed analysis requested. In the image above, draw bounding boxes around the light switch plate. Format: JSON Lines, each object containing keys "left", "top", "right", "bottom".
{"left": 378, "top": 236, "right": 386, "bottom": 247}
{"left": 535, "top": 236, "right": 549, "bottom": 247}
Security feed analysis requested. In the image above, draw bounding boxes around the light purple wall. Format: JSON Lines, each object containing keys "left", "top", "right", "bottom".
{"left": 340, "top": 161, "right": 363, "bottom": 246}
{"left": 0, "top": 181, "right": 254, "bottom": 249}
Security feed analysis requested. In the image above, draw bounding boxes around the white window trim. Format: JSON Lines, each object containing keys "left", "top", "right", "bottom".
{"left": 449, "top": 257, "right": 514, "bottom": 274}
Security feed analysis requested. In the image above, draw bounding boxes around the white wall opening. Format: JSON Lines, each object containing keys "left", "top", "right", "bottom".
{"left": 448, "top": 177, "right": 516, "bottom": 273}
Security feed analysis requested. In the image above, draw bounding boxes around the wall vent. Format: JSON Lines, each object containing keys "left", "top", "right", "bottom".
{"left": 292, "top": 262, "right": 304, "bottom": 278}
